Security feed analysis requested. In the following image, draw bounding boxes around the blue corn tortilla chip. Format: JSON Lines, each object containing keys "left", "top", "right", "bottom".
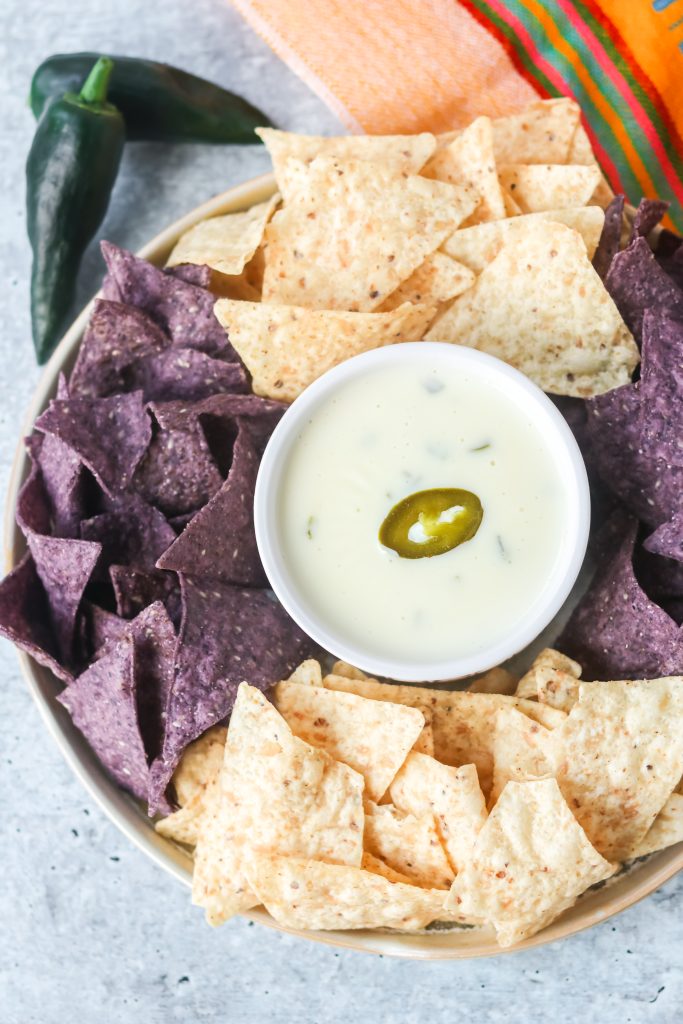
{"left": 69, "top": 300, "right": 170, "bottom": 399}
{"left": 558, "top": 513, "right": 683, "bottom": 679}
{"left": 592, "top": 195, "right": 624, "bottom": 280}
{"left": 32, "top": 376, "right": 85, "bottom": 538}
{"left": 639, "top": 310, "right": 683, "bottom": 468}
{"left": 80, "top": 493, "right": 176, "bottom": 574}
{"left": 148, "top": 576, "right": 319, "bottom": 811}
{"left": 83, "top": 601, "right": 130, "bottom": 658}
{"left": 58, "top": 635, "right": 151, "bottom": 802}
{"left": 26, "top": 533, "right": 101, "bottom": 666}
{"left": 634, "top": 544, "right": 683, "bottom": 616}
{"left": 645, "top": 512, "right": 683, "bottom": 564}
{"left": 0, "top": 553, "right": 74, "bottom": 683}
{"left": 631, "top": 198, "right": 669, "bottom": 241}
{"left": 17, "top": 437, "right": 52, "bottom": 536}
{"left": 605, "top": 236, "right": 683, "bottom": 343}
{"left": 124, "top": 601, "right": 176, "bottom": 768}
{"left": 167, "top": 264, "right": 212, "bottom": 288}
{"left": 109, "top": 565, "right": 181, "bottom": 624}
{"left": 132, "top": 411, "right": 222, "bottom": 518}
{"left": 156, "top": 420, "right": 263, "bottom": 585}
{"left": 125, "top": 347, "right": 247, "bottom": 403}
{"left": 35, "top": 391, "right": 152, "bottom": 494}
{"left": 100, "top": 242, "right": 234, "bottom": 359}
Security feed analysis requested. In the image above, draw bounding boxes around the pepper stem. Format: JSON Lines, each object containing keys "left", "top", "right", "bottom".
{"left": 78, "top": 57, "right": 114, "bottom": 106}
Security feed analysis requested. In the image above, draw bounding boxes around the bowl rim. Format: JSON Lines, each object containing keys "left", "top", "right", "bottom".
{"left": 5, "top": 171, "right": 681, "bottom": 959}
{"left": 254, "top": 340, "right": 591, "bottom": 682}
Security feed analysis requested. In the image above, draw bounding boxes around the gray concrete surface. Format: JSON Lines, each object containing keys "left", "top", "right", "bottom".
{"left": 0, "top": 2, "right": 681, "bottom": 1021}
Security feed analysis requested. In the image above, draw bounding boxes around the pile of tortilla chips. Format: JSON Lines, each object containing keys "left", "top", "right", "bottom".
{"left": 156, "top": 653, "right": 683, "bottom": 946}
{"left": 167, "top": 99, "right": 640, "bottom": 403}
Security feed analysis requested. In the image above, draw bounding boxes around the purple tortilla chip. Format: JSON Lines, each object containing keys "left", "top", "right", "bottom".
{"left": 110, "top": 565, "right": 181, "bottom": 624}
{"left": 592, "top": 195, "right": 624, "bottom": 280}
{"left": 124, "top": 602, "right": 176, "bottom": 769}
{"left": 132, "top": 412, "right": 223, "bottom": 517}
{"left": 81, "top": 493, "right": 176, "bottom": 573}
{"left": 631, "top": 198, "right": 669, "bottom": 241}
{"left": 58, "top": 636, "right": 151, "bottom": 802}
{"left": 605, "top": 237, "right": 683, "bottom": 343}
{"left": 558, "top": 514, "right": 683, "bottom": 680}
{"left": 634, "top": 544, "right": 683, "bottom": 610}
{"left": 167, "top": 264, "right": 212, "bottom": 288}
{"left": 148, "top": 576, "right": 319, "bottom": 811}
{"left": 26, "top": 532, "right": 101, "bottom": 666}
{"left": 156, "top": 421, "right": 264, "bottom": 585}
{"left": 100, "top": 242, "right": 234, "bottom": 359}
{"left": 125, "top": 347, "right": 247, "bottom": 403}
{"left": 32, "top": 377, "right": 85, "bottom": 538}
{"left": 0, "top": 553, "right": 73, "bottom": 683}
{"left": 644, "top": 512, "right": 683, "bottom": 563}
{"left": 639, "top": 310, "right": 683, "bottom": 468}
{"left": 16, "top": 437, "right": 52, "bottom": 536}
{"left": 83, "top": 601, "right": 130, "bottom": 658}
{"left": 69, "top": 300, "right": 170, "bottom": 399}
{"left": 169, "top": 511, "right": 198, "bottom": 533}
{"left": 35, "top": 391, "right": 152, "bottom": 494}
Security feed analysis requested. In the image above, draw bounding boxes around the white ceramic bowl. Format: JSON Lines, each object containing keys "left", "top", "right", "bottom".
{"left": 255, "top": 342, "right": 591, "bottom": 682}
{"left": 5, "top": 175, "right": 682, "bottom": 958}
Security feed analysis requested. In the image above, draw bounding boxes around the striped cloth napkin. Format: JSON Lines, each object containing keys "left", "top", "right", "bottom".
{"left": 232, "top": 0, "right": 683, "bottom": 231}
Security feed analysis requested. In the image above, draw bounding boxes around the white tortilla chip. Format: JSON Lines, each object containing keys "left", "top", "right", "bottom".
{"left": 567, "top": 123, "right": 614, "bottom": 208}
{"left": 413, "top": 719, "right": 435, "bottom": 756}
{"left": 331, "top": 660, "right": 368, "bottom": 681}
{"left": 490, "top": 706, "right": 556, "bottom": 807}
{"left": 446, "top": 779, "right": 614, "bottom": 947}
{"left": 256, "top": 128, "right": 436, "bottom": 201}
{"left": 273, "top": 681, "right": 425, "bottom": 802}
{"left": 192, "top": 684, "right": 364, "bottom": 925}
{"left": 261, "top": 156, "right": 476, "bottom": 311}
{"left": 428, "top": 220, "right": 639, "bottom": 398}
{"left": 285, "top": 659, "right": 323, "bottom": 688}
{"left": 554, "top": 678, "right": 683, "bottom": 860}
{"left": 379, "top": 251, "right": 475, "bottom": 312}
{"left": 492, "top": 99, "right": 580, "bottom": 164}
{"left": 364, "top": 800, "right": 454, "bottom": 889}
{"left": 244, "top": 854, "right": 456, "bottom": 931}
{"left": 628, "top": 794, "right": 683, "bottom": 859}
{"left": 442, "top": 207, "right": 605, "bottom": 273}
{"left": 213, "top": 299, "right": 435, "bottom": 403}
{"left": 423, "top": 116, "right": 505, "bottom": 224}
{"left": 155, "top": 726, "right": 228, "bottom": 847}
{"left": 467, "top": 667, "right": 518, "bottom": 695}
{"left": 321, "top": 673, "right": 565, "bottom": 797}
{"left": 167, "top": 196, "right": 279, "bottom": 275}
{"left": 497, "top": 164, "right": 601, "bottom": 213}
{"left": 388, "top": 752, "right": 488, "bottom": 872}
{"left": 361, "top": 851, "right": 415, "bottom": 885}
{"left": 515, "top": 648, "right": 582, "bottom": 708}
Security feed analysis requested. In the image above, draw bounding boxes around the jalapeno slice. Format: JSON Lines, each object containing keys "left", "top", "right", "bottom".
{"left": 379, "top": 488, "right": 483, "bottom": 559}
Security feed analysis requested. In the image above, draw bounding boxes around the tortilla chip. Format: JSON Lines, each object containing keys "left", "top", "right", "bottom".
{"left": 423, "top": 116, "right": 505, "bottom": 224}
{"left": 256, "top": 128, "right": 436, "bottom": 201}
{"left": 191, "top": 684, "right": 365, "bottom": 925}
{"left": 361, "top": 852, "right": 415, "bottom": 886}
{"left": 273, "top": 681, "right": 425, "bottom": 802}
{"left": 497, "top": 164, "right": 600, "bottom": 213}
{"left": 554, "top": 678, "right": 683, "bottom": 859}
{"left": 428, "top": 221, "right": 639, "bottom": 398}
{"left": 244, "top": 853, "right": 453, "bottom": 931}
{"left": 446, "top": 779, "right": 614, "bottom": 947}
{"left": 126, "top": 347, "right": 247, "bottom": 404}
{"left": 379, "top": 252, "right": 475, "bottom": 312}
{"left": 628, "top": 793, "right": 683, "bottom": 858}
{"left": 592, "top": 195, "right": 625, "bottom": 280}
{"left": 214, "top": 299, "right": 435, "bottom": 403}
{"left": 442, "top": 207, "right": 605, "bottom": 273}
{"left": 331, "top": 660, "right": 368, "bottom": 681}
{"left": 388, "top": 752, "right": 487, "bottom": 872}
{"left": 0, "top": 553, "right": 73, "bottom": 683}
{"left": 492, "top": 99, "right": 580, "bottom": 165}
{"left": 467, "top": 666, "right": 518, "bottom": 695}
{"left": 80, "top": 493, "right": 176, "bottom": 576}
{"left": 321, "top": 673, "right": 565, "bottom": 797}
{"left": 286, "top": 659, "right": 323, "bottom": 687}
{"left": 167, "top": 196, "right": 280, "bottom": 277}
{"left": 490, "top": 707, "right": 556, "bottom": 806}
{"left": 515, "top": 648, "right": 582, "bottom": 708}
{"left": 133, "top": 411, "right": 223, "bottom": 518}
{"left": 261, "top": 156, "right": 476, "bottom": 311}
{"left": 502, "top": 189, "right": 523, "bottom": 217}
{"left": 364, "top": 800, "right": 454, "bottom": 889}
{"left": 413, "top": 719, "right": 435, "bottom": 756}
{"left": 173, "top": 725, "right": 228, "bottom": 807}
{"left": 605, "top": 237, "right": 683, "bottom": 344}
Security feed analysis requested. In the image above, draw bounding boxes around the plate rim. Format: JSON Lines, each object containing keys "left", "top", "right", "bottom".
{"left": 5, "top": 171, "right": 682, "bottom": 959}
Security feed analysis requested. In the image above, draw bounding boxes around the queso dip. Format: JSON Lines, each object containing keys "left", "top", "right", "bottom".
{"left": 276, "top": 357, "right": 573, "bottom": 670}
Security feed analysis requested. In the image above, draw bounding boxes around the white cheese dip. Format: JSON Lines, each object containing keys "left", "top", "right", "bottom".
{"left": 260, "top": 346, "right": 588, "bottom": 679}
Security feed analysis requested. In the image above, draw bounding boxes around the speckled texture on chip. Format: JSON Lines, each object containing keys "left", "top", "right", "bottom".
{"left": 125, "top": 347, "right": 247, "bottom": 403}
{"left": 35, "top": 391, "right": 152, "bottom": 494}
{"left": 0, "top": 553, "right": 74, "bottom": 683}
{"left": 605, "top": 237, "right": 683, "bottom": 343}
{"left": 133, "top": 414, "right": 223, "bottom": 518}
{"left": 80, "top": 493, "right": 175, "bottom": 574}
{"left": 592, "top": 195, "right": 624, "bottom": 280}
{"left": 156, "top": 421, "right": 263, "bottom": 585}
{"left": 109, "top": 565, "right": 181, "bottom": 624}
{"left": 100, "top": 242, "right": 234, "bottom": 359}
{"left": 148, "top": 576, "right": 318, "bottom": 812}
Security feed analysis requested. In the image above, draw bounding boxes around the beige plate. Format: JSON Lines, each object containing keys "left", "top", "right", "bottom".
{"left": 5, "top": 174, "right": 682, "bottom": 958}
